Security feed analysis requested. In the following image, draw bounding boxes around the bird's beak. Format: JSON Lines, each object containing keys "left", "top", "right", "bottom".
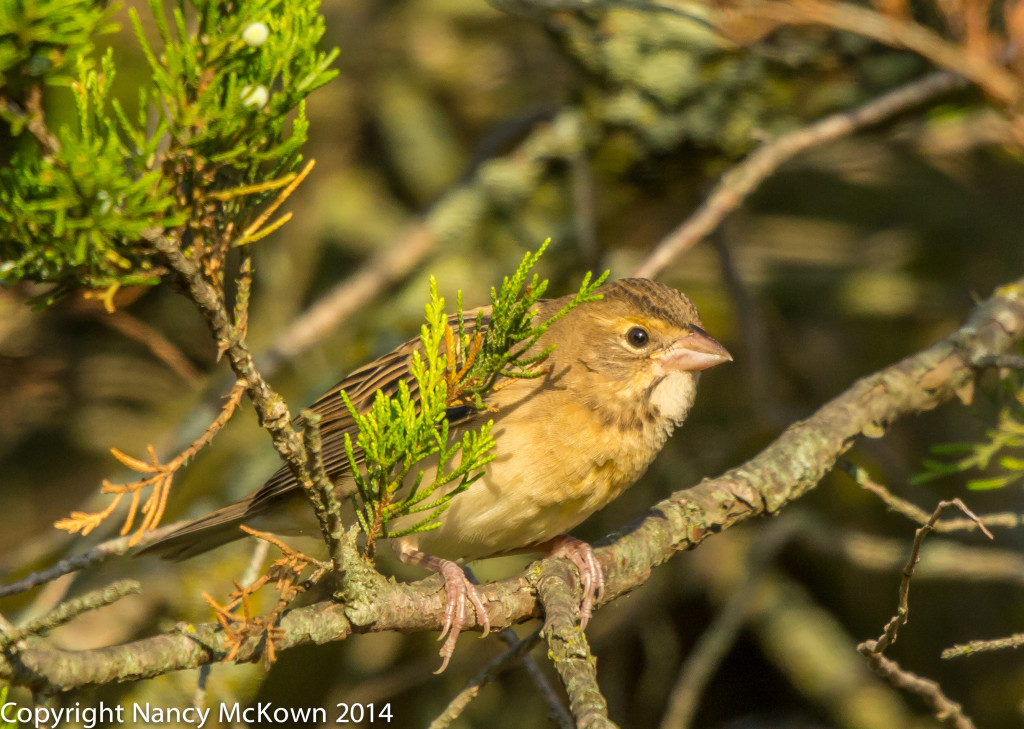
{"left": 654, "top": 326, "right": 732, "bottom": 372}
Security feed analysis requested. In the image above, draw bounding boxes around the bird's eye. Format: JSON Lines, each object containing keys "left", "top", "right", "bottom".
{"left": 626, "top": 327, "right": 649, "bottom": 348}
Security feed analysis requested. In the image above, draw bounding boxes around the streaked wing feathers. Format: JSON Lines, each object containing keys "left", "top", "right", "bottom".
{"left": 248, "top": 310, "right": 493, "bottom": 511}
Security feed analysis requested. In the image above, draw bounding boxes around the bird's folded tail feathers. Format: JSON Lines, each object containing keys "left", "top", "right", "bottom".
{"left": 136, "top": 501, "right": 255, "bottom": 562}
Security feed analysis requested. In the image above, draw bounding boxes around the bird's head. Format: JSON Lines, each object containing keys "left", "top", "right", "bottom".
{"left": 547, "top": 278, "right": 732, "bottom": 427}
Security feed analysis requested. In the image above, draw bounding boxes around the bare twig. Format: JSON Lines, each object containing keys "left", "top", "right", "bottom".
{"left": 857, "top": 500, "right": 988, "bottom": 728}
{"left": 97, "top": 310, "right": 202, "bottom": 384}
{"left": 860, "top": 652, "right": 976, "bottom": 729}
{"left": 0, "top": 520, "right": 187, "bottom": 599}
{"left": 633, "top": 69, "right": 966, "bottom": 279}
{"left": 0, "top": 580, "right": 141, "bottom": 650}
{"left": 943, "top": 633, "right": 1024, "bottom": 659}
{"left": 505, "top": 629, "right": 575, "bottom": 729}
{"left": 428, "top": 628, "right": 545, "bottom": 729}
{"left": 837, "top": 460, "right": 1015, "bottom": 533}
{"left": 19, "top": 85, "right": 61, "bottom": 156}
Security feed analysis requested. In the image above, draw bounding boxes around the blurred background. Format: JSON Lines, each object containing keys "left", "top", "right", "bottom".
{"left": 3, "top": 0, "right": 1024, "bottom": 726}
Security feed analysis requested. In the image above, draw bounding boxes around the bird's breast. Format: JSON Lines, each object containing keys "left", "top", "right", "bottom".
{"left": 398, "top": 379, "right": 686, "bottom": 561}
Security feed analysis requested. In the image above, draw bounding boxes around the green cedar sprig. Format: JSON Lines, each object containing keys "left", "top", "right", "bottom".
{"left": 1, "top": 0, "right": 338, "bottom": 302}
{"left": 340, "top": 245, "right": 608, "bottom": 554}
{"left": 449, "top": 239, "right": 609, "bottom": 409}
{"left": 341, "top": 277, "right": 496, "bottom": 555}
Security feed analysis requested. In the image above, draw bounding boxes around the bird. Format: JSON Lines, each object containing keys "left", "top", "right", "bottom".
{"left": 142, "top": 277, "right": 731, "bottom": 670}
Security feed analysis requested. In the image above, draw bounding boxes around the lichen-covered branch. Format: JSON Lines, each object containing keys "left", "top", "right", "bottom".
{"left": 533, "top": 560, "right": 617, "bottom": 729}
{"left": 2, "top": 277, "right": 1022, "bottom": 694}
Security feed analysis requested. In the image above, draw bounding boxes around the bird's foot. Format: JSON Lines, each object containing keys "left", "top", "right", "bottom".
{"left": 396, "top": 544, "right": 490, "bottom": 673}
{"left": 544, "top": 535, "right": 604, "bottom": 627}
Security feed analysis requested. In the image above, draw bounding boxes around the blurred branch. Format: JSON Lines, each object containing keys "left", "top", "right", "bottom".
{"left": 857, "top": 500, "right": 988, "bottom": 729}
{"left": 729, "top": 0, "right": 1021, "bottom": 106}
{"left": 1, "top": 276, "right": 1022, "bottom": 692}
{"left": 814, "top": 528, "right": 1024, "bottom": 586}
{"left": 632, "top": 69, "right": 966, "bottom": 279}
{"left": 0, "top": 580, "right": 140, "bottom": 650}
{"left": 712, "top": 233, "right": 780, "bottom": 423}
{"left": 96, "top": 309, "right": 201, "bottom": 384}
{"left": 533, "top": 559, "right": 616, "bottom": 729}
{"left": 691, "top": 526, "right": 939, "bottom": 729}
{"left": 660, "top": 519, "right": 800, "bottom": 729}
{"left": 973, "top": 353, "right": 1024, "bottom": 369}
{"left": 0, "top": 520, "right": 186, "bottom": 599}
{"left": 261, "top": 224, "right": 436, "bottom": 372}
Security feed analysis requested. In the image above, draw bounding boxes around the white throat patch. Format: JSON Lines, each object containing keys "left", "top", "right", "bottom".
{"left": 649, "top": 370, "right": 698, "bottom": 425}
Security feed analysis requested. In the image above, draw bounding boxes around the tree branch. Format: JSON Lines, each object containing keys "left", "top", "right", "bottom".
{"left": 2, "top": 277, "right": 1022, "bottom": 693}
{"left": 533, "top": 560, "right": 616, "bottom": 729}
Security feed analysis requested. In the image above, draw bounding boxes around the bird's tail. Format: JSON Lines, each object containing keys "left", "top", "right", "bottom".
{"left": 136, "top": 501, "right": 255, "bottom": 561}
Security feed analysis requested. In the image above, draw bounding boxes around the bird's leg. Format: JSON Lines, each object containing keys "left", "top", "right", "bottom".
{"left": 395, "top": 542, "right": 490, "bottom": 673}
{"left": 538, "top": 535, "right": 605, "bottom": 627}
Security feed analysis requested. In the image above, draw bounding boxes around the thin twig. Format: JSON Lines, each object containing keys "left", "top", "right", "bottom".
{"left": 860, "top": 652, "right": 976, "bottom": 729}
{"left": 837, "top": 460, "right": 1013, "bottom": 534}
{"left": 633, "top": 69, "right": 966, "bottom": 279}
{"left": 504, "top": 629, "right": 575, "bottom": 729}
{"left": 0, "top": 580, "right": 141, "bottom": 649}
{"left": 943, "top": 633, "right": 1024, "bottom": 659}
{"left": 0, "top": 520, "right": 186, "bottom": 599}
{"left": 98, "top": 309, "right": 202, "bottom": 384}
{"left": 428, "top": 628, "right": 544, "bottom": 729}
{"left": 857, "top": 500, "right": 987, "bottom": 729}
{"left": 23, "top": 85, "right": 61, "bottom": 155}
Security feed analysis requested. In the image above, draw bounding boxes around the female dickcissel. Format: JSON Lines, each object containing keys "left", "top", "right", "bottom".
{"left": 144, "top": 277, "right": 731, "bottom": 669}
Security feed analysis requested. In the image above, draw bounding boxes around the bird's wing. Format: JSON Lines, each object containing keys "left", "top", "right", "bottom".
{"left": 246, "top": 309, "right": 493, "bottom": 513}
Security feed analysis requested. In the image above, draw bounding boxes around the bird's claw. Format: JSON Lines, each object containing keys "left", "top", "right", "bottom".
{"left": 434, "top": 558, "right": 490, "bottom": 673}
{"left": 547, "top": 535, "right": 604, "bottom": 628}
